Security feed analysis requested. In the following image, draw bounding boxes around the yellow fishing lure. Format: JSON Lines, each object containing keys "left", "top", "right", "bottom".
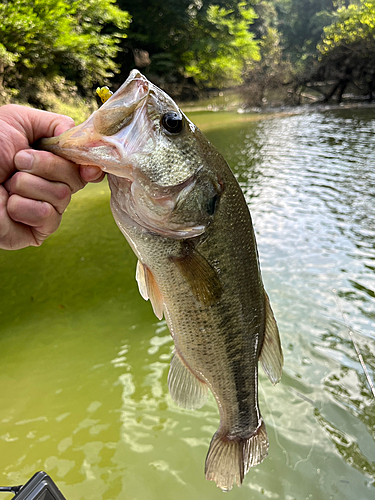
{"left": 96, "top": 86, "right": 113, "bottom": 104}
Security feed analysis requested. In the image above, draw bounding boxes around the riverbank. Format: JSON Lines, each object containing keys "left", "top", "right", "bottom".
{"left": 7, "top": 86, "right": 375, "bottom": 131}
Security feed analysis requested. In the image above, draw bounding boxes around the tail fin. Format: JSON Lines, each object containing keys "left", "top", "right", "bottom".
{"left": 205, "top": 419, "right": 268, "bottom": 491}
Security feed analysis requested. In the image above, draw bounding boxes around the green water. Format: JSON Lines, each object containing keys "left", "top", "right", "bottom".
{"left": 1, "top": 108, "right": 374, "bottom": 500}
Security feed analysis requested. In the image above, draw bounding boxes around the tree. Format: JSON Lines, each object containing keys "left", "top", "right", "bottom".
{"left": 115, "top": 1, "right": 260, "bottom": 90}
{"left": 182, "top": 3, "right": 260, "bottom": 87}
{"left": 242, "top": 1, "right": 293, "bottom": 106}
{"left": 243, "top": 27, "right": 293, "bottom": 105}
{"left": 313, "top": 0, "right": 375, "bottom": 101}
{"left": 274, "top": 0, "right": 343, "bottom": 64}
{"left": 0, "top": 0, "right": 130, "bottom": 104}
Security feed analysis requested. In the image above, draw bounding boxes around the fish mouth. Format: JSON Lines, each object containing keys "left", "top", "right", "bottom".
{"left": 39, "top": 70, "right": 153, "bottom": 179}
{"left": 39, "top": 69, "right": 209, "bottom": 239}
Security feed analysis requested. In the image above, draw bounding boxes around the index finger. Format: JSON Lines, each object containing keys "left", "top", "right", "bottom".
{"left": 14, "top": 149, "right": 87, "bottom": 194}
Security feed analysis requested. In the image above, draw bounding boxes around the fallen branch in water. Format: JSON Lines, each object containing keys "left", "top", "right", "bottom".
{"left": 333, "top": 288, "right": 375, "bottom": 399}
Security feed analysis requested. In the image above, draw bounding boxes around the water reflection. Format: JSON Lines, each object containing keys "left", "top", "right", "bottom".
{"left": 314, "top": 408, "right": 375, "bottom": 485}
{"left": 206, "top": 108, "right": 375, "bottom": 496}
{"left": 1, "top": 108, "right": 375, "bottom": 499}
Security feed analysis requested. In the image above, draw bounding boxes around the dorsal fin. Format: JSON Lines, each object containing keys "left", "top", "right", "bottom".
{"left": 168, "top": 351, "right": 208, "bottom": 410}
{"left": 135, "top": 260, "right": 164, "bottom": 320}
{"left": 259, "top": 292, "right": 283, "bottom": 385}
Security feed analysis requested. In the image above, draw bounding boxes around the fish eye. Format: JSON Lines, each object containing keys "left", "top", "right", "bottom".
{"left": 161, "top": 112, "right": 184, "bottom": 134}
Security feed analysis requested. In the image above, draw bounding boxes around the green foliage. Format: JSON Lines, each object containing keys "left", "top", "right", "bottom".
{"left": 251, "top": 0, "right": 279, "bottom": 38}
{"left": 115, "top": 0, "right": 260, "bottom": 89}
{"left": 243, "top": 26, "right": 293, "bottom": 105}
{"left": 30, "top": 77, "right": 98, "bottom": 123}
{"left": 274, "top": 0, "right": 339, "bottom": 62}
{"left": 241, "top": 2, "right": 293, "bottom": 106}
{"left": 0, "top": 0, "right": 130, "bottom": 105}
{"left": 2, "top": 0, "right": 374, "bottom": 106}
{"left": 304, "top": 0, "right": 375, "bottom": 101}
{"left": 182, "top": 3, "right": 260, "bottom": 87}
{"left": 318, "top": 0, "right": 375, "bottom": 52}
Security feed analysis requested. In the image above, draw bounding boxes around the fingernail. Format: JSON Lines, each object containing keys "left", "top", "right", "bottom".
{"left": 15, "top": 151, "right": 33, "bottom": 171}
{"left": 82, "top": 166, "right": 103, "bottom": 180}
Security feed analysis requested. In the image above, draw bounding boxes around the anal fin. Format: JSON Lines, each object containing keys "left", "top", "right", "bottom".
{"left": 135, "top": 260, "right": 164, "bottom": 320}
{"left": 259, "top": 292, "right": 283, "bottom": 385}
{"left": 168, "top": 351, "right": 208, "bottom": 410}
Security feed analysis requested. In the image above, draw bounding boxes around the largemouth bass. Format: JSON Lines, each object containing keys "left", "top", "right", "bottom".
{"left": 40, "top": 70, "right": 283, "bottom": 491}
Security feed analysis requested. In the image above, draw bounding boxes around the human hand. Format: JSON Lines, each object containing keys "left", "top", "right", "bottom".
{"left": 0, "top": 104, "right": 105, "bottom": 250}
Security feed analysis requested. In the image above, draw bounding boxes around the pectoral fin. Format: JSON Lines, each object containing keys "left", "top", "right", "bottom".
{"left": 168, "top": 351, "right": 208, "bottom": 409}
{"left": 259, "top": 292, "right": 283, "bottom": 385}
{"left": 170, "top": 244, "right": 222, "bottom": 306}
{"left": 135, "top": 260, "right": 164, "bottom": 320}
{"left": 136, "top": 260, "right": 149, "bottom": 300}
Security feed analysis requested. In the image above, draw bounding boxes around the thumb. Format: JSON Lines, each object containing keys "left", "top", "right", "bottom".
{"left": 11, "top": 105, "right": 76, "bottom": 143}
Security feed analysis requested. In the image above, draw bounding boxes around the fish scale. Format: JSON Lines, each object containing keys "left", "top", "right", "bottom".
{"left": 39, "top": 69, "right": 283, "bottom": 491}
